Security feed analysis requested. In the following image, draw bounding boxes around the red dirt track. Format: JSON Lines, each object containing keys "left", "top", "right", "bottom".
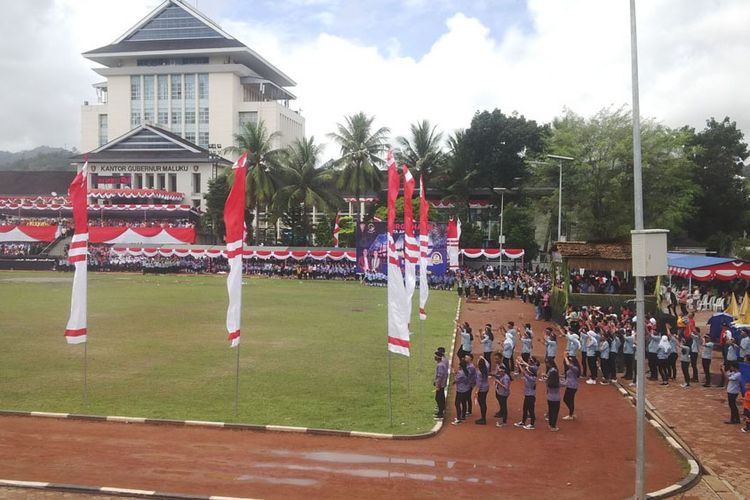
{"left": 0, "top": 297, "right": 686, "bottom": 499}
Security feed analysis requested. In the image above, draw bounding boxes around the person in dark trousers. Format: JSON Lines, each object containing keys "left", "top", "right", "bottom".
{"left": 623, "top": 328, "right": 635, "bottom": 380}
{"left": 678, "top": 336, "right": 691, "bottom": 388}
{"left": 466, "top": 354, "right": 477, "bottom": 416}
{"left": 701, "top": 335, "right": 714, "bottom": 387}
{"left": 723, "top": 364, "right": 741, "bottom": 424}
{"left": 544, "top": 359, "right": 561, "bottom": 431}
{"left": 480, "top": 324, "right": 494, "bottom": 368}
{"left": 475, "top": 355, "right": 490, "bottom": 424}
{"left": 647, "top": 330, "right": 660, "bottom": 380}
{"left": 493, "top": 356, "right": 511, "bottom": 427}
{"left": 657, "top": 335, "right": 671, "bottom": 386}
{"left": 562, "top": 355, "right": 579, "bottom": 420}
{"left": 452, "top": 357, "right": 471, "bottom": 425}
{"left": 544, "top": 328, "right": 558, "bottom": 374}
{"left": 514, "top": 357, "right": 537, "bottom": 430}
{"left": 433, "top": 349, "right": 449, "bottom": 419}
{"left": 502, "top": 332, "right": 514, "bottom": 377}
{"left": 667, "top": 330, "right": 678, "bottom": 380}
{"left": 690, "top": 327, "right": 701, "bottom": 383}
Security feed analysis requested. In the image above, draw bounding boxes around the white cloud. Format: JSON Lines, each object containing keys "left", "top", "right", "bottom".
{"left": 0, "top": 0, "right": 748, "bottom": 155}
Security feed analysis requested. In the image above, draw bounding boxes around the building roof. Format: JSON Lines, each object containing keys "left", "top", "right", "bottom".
{"left": 0, "top": 171, "right": 76, "bottom": 196}
{"left": 72, "top": 124, "right": 232, "bottom": 165}
{"left": 667, "top": 253, "right": 736, "bottom": 270}
{"left": 82, "top": 0, "right": 296, "bottom": 87}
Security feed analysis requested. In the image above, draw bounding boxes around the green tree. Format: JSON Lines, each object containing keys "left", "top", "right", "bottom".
{"left": 314, "top": 215, "right": 334, "bottom": 247}
{"left": 223, "top": 120, "right": 283, "bottom": 242}
{"left": 272, "top": 137, "right": 340, "bottom": 245}
{"left": 202, "top": 173, "right": 229, "bottom": 242}
{"left": 433, "top": 130, "right": 479, "bottom": 222}
{"left": 395, "top": 120, "right": 445, "bottom": 184}
{"left": 688, "top": 117, "right": 749, "bottom": 245}
{"left": 328, "top": 112, "right": 389, "bottom": 220}
{"left": 502, "top": 204, "right": 540, "bottom": 262}
{"left": 373, "top": 197, "right": 440, "bottom": 223}
{"left": 280, "top": 205, "right": 307, "bottom": 246}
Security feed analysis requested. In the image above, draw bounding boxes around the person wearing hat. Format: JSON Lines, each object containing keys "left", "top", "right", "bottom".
{"left": 433, "top": 348, "right": 448, "bottom": 420}
{"left": 493, "top": 354, "right": 511, "bottom": 427}
{"left": 514, "top": 356, "right": 538, "bottom": 430}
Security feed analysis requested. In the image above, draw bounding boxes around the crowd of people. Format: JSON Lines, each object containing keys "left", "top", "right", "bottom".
{"left": 87, "top": 217, "right": 194, "bottom": 228}
{"left": 0, "top": 242, "right": 46, "bottom": 257}
{"left": 0, "top": 215, "right": 62, "bottom": 227}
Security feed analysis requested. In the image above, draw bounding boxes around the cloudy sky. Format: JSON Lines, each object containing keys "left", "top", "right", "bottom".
{"left": 0, "top": 0, "right": 748, "bottom": 156}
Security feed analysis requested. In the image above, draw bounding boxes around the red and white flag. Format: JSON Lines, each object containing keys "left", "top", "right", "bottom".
{"left": 386, "top": 150, "right": 410, "bottom": 357}
{"left": 224, "top": 151, "right": 247, "bottom": 348}
{"left": 402, "top": 165, "right": 418, "bottom": 318}
{"left": 447, "top": 216, "right": 461, "bottom": 270}
{"left": 418, "top": 175, "right": 429, "bottom": 321}
{"left": 64, "top": 161, "right": 89, "bottom": 344}
{"left": 333, "top": 213, "right": 340, "bottom": 248}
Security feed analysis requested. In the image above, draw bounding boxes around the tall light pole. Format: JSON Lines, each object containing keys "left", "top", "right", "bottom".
{"left": 493, "top": 187, "right": 507, "bottom": 272}
{"left": 547, "top": 154, "right": 574, "bottom": 241}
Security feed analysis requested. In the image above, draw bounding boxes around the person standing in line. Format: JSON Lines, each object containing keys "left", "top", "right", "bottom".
{"left": 457, "top": 321, "right": 473, "bottom": 360}
{"left": 611, "top": 329, "right": 623, "bottom": 379}
{"left": 580, "top": 321, "right": 589, "bottom": 379}
{"left": 647, "top": 329, "right": 660, "bottom": 380}
{"left": 562, "top": 355, "right": 580, "bottom": 420}
{"left": 656, "top": 335, "right": 672, "bottom": 386}
{"left": 452, "top": 356, "right": 471, "bottom": 425}
{"left": 740, "top": 329, "right": 750, "bottom": 363}
{"left": 521, "top": 329, "right": 533, "bottom": 363}
{"left": 623, "top": 328, "right": 635, "bottom": 380}
{"left": 433, "top": 349, "right": 449, "bottom": 419}
{"left": 543, "top": 359, "right": 561, "bottom": 431}
{"left": 493, "top": 356, "right": 511, "bottom": 427}
{"left": 544, "top": 328, "right": 558, "bottom": 374}
{"left": 722, "top": 364, "right": 742, "bottom": 425}
{"left": 506, "top": 321, "right": 518, "bottom": 373}
{"left": 514, "top": 357, "right": 538, "bottom": 430}
{"left": 466, "top": 354, "right": 477, "bottom": 417}
{"left": 480, "top": 324, "right": 494, "bottom": 368}
{"left": 585, "top": 327, "right": 600, "bottom": 385}
{"left": 502, "top": 331, "right": 514, "bottom": 377}
{"left": 701, "top": 334, "right": 714, "bottom": 387}
{"left": 599, "top": 333, "right": 611, "bottom": 384}
{"left": 667, "top": 329, "right": 679, "bottom": 380}
{"left": 475, "top": 354, "right": 490, "bottom": 424}
{"left": 679, "top": 336, "right": 692, "bottom": 388}
{"left": 690, "top": 325, "right": 701, "bottom": 383}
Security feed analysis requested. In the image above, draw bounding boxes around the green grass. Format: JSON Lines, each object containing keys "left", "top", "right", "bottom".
{"left": 0, "top": 271, "right": 458, "bottom": 434}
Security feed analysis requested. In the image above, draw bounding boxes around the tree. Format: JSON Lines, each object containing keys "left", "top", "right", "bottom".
{"left": 395, "top": 120, "right": 445, "bottom": 184}
{"left": 328, "top": 112, "right": 389, "bottom": 220}
{"left": 688, "top": 117, "right": 749, "bottom": 245}
{"left": 433, "top": 130, "right": 479, "bottom": 222}
{"left": 202, "top": 173, "right": 229, "bottom": 242}
{"left": 280, "top": 205, "right": 307, "bottom": 246}
{"left": 272, "top": 137, "right": 340, "bottom": 245}
{"left": 373, "top": 197, "right": 440, "bottom": 223}
{"left": 223, "top": 120, "right": 283, "bottom": 242}
{"left": 314, "top": 215, "right": 334, "bottom": 247}
{"left": 502, "top": 204, "right": 540, "bottom": 262}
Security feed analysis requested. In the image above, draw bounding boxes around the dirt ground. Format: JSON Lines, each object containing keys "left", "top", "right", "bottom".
{"left": 0, "top": 296, "right": 687, "bottom": 500}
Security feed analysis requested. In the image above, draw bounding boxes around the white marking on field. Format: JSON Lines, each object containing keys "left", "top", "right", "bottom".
{"left": 0, "top": 479, "right": 49, "bottom": 488}
{"left": 106, "top": 415, "right": 146, "bottom": 423}
{"left": 185, "top": 420, "right": 225, "bottom": 427}
{"left": 647, "top": 484, "right": 680, "bottom": 497}
{"left": 265, "top": 425, "right": 307, "bottom": 433}
{"left": 688, "top": 460, "right": 699, "bottom": 475}
{"left": 100, "top": 487, "right": 156, "bottom": 495}
{"left": 30, "top": 412, "right": 68, "bottom": 418}
{"left": 665, "top": 436, "right": 682, "bottom": 449}
{"left": 350, "top": 431, "right": 393, "bottom": 439}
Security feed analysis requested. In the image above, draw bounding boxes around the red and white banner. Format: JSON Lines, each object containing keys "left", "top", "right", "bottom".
{"left": 402, "top": 165, "right": 417, "bottom": 319}
{"left": 110, "top": 246, "right": 356, "bottom": 261}
{"left": 0, "top": 201, "right": 194, "bottom": 213}
{"left": 0, "top": 225, "right": 58, "bottom": 242}
{"left": 418, "top": 175, "right": 429, "bottom": 321}
{"left": 89, "top": 189, "right": 183, "bottom": 202}
{"left": 447, "top": 217, "right": 461, "bottom": 270}
{"left": 224, "top": 152, "right": 247, "bottom": 348}
{"left": 65, "top": 163, "right": 88, "bottom": 345}
{"left": 461, "top": 248, "right": 525, "bottom": 260}
{"left": 88, "top": 227, "right": 195, "bottom": 244}
{"left": 668, "top": 262, "right": 750, "bottom": 281}
{"left": 387, "top": 150, "right": 410, "bottom": 357}
{"left": 333, "top": 213, "right": 340, "bottom": 248}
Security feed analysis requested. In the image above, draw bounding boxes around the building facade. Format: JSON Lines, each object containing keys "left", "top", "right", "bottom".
{"left": 80, "top": 0, "right": 304, "bottom": 155}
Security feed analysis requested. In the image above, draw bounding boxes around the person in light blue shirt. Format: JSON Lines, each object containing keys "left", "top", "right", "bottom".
{"left": 623, "top": 329, "right": 635, "bottom": 380}
{"left": 726, "top": 337, "right": 739, "bottom": 366}
{"left": 599, "top": 335, "right": 611, "bottom": 384}
{"left": 656, "top": 335, "right": 671, "bottom": 385}
{"left": 564, "top": 329, "right": 580, "bottom": 358}
{"left": 667, "top": 331, "right": 679, "bottom": 381}
{"left": 701, "top": 335, "right": 714, "bottom": 387}
{"left": 457, "top": 322, "right": 473, "bottom": 360}
{"left": 690, "top": 329, "right": 701, "bottom": 382}
{"left": 585, "top": 329, "right": 600, "bottom": 384}
{"left": 480, "top": 325, "right": 494, "bottom": 368}
{"left": 740, "top": 330, "right": 750, "bottom": 362}
{"left": 679, "top": 337, "right": 692, "bottom": 388}
{"left": 647, "top": 333, "right": 660, "bottom": 380}
{"left": 723, "top": 365, "right": 741, "bottom": 424}
{"left": 544, "top": 328, "right": 558, "bottom": 374}
{"left": 611, "top": 332, "right": 622, "bottom": 380}
{"left": 521, "top": 331, "right": 533, "bottom": 363}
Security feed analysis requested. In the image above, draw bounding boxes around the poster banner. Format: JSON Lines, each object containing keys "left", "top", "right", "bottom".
{"left": 356, "top": 221, "right": 447, "bottom": 277}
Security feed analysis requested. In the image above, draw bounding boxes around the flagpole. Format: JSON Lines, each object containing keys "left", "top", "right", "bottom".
{"left": 83, "top": 341, "right": 88, "bottom": 406}
{"left": 387, "top": 350, "right": 394, "bottom": 427}
{"left": 235, "top": 342, "right": 240, "bottom": 416}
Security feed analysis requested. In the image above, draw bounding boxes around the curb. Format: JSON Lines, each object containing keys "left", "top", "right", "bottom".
{"left": 0, "top": 479, "right": 258, "bottom": 500}
{"left": 613, "top": 381, "right": 702, "bottom": 499}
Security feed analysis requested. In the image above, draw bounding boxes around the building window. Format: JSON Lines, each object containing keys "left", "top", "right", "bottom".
{"left": 192, "top": 172, "right": 201, "bottom": 194}
{"left": 185, "top": 132, "right": 196, "bottom": 143}
{"left": 198, "top": 132, "right": 209, "bottom": 148}
{"left": 146, "top": 174, "right": 154, "bottom": 189}
{"left": 98, "top": 114, "right": 108, "bottom": 146}
{"left": 143, "top": 75, "right": 154, "bottom": 100}
{"left": 198, "top": 74, "right": 208, "bottom": 99}
{"left": 171, "top": 111, "right": 181, "bottom": 125}
{"left": 134, "top": 174, "right": 143, "bottom": 189}
{"left": 185, "top": 111, "right": 195, "bottom": 124}
{"left": 168, "top": 173, "right": 177, "bottom": 192}
{"left": 170, "top": 74, "right": 182, "bottom": 99}
{"left": 157, "top": 111, "right": 168, "bottom": 125}
{"left": 185, "top": 74, "right": 196, "bottom": 100}
{"left": 130, "top": 76, "right": 141, "bottom": 100}
{"left": 131, "top": 111, "right": 142, "bottom": 128}
{"left": 198, "top": 107, "right": 209, "bottom": 124}
{"left": 157, "top": 174, "right": 166, "bottom": 190}
{"left": 192, "top": 199, "right": 201, "bottom": 209}
{"left": 239, "top": 111, "right": 258, "bottom": 129}
{"left": 157, "top": 75, "right": 168, "bottom": 100}
{"left": 144, "top": 110, "right": 154, "bottom": 123}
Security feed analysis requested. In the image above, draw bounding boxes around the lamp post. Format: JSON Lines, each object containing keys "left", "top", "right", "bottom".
{"left": 493, "top": 187, "right": 507, "bottom": 272}
{"left": 547, "top": 154, "right": 574, "bottom": 241}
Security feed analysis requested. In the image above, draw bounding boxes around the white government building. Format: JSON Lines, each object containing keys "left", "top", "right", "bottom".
{"left": 77, "top": 0, "right": 304, "bottom": 211}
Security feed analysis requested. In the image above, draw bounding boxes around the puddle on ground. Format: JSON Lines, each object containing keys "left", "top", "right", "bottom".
{"left": 237, "top": 474, "right": 318, "bottom": 486}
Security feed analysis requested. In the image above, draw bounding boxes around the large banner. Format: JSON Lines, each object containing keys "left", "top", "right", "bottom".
{"left": 356, "top": 221, "right": 448, "bottom": 277}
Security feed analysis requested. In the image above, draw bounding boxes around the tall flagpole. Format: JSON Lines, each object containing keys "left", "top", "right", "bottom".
{"left": 235, "top": 342, "right": 240, "bottom": 416}
{"left": 83, "top": 340, "right": 88, "bottom": 406}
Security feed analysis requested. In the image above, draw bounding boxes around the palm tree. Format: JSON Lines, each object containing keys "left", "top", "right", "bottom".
{"left": 395, "top": 120, "right": 445, "bottom": 184}
{"left": 272, "top": 137, "right": 340, "bottom": 244}
{"left": 435, "top": 130, "right": 479, "bottom": 222}
{"left": 224, "top": 120, "right": 283, "bottom": 242}
{"left": 328, "top": 112, "right": 389, "bottom": 221}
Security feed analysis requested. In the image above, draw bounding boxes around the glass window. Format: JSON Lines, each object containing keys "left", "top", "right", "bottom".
{"left": 170, "top": 74, "right": 182, "bottom": 99}
{"left": 192, "top": 172, "right": 201, "bottom": 194}
{"left": 185, "top": 74, "right": 195, "bottom": 100}
{"left": 130, "top": 76, "right": 141, "bottom": 100}
{"left": 239, "top": 111, "right": 258, "bottom": 128}
{"left": 131, "top": 111, "right": 142, "bottom": 128}
{"left": 157, "top": 75, "right": 168, "bottom": 100}
{"left": 126, "top": 5, "right": 223, "bottom": 42}
{"left": 185, "top": 111, "right": 195, "bottom": 124}
{"left": 144, "top": 110, "right": 154, "bottom": 123}
{"left": 168, "top": 174, "right": 177, "bottom": 192}
{"left": 98, "top": 114, "right": 108, "bottom": 146}
{"left": 134, "top": 174, "right": 143, "bottom": 189}
{"left": 199, "top": 107, "right": 209, "bottom": 124}
{"left": 157, "top": 174, "right": 166, "bottom": 190}
{"left": 171, "top": 111, "right": 181, "bottom": 125}
{"left": 157, "top": 111, "right": 168, "bottom": 125}
{"left": 143, "top": 76, "right": 154, "bottom": 100}
{"left": 185, "top": 132, "right": 196, "bottom": 143}
{"left": 146, "top": 174, "right": 154, "bottom": 189}
{"left": 198, "top": 132, "right": 209, "bottom": 148}
{"left": 198, "top": 74, "right": 208, "bottom": 99}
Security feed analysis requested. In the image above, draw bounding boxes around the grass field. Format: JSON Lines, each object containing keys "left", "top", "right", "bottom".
{"left": 0, "top": 271, "right": 457, "bottom": 434}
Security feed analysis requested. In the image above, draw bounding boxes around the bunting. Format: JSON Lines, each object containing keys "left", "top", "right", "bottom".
{"left": 386, "top": 150, "right": 410, "bottom": 356}
{"left": 64, "top": 161, "right": 89, "bottom": 344}
{"left": 224, "top": 152, "right": 247, "bottom": 348}
{"left": 419, "top": 175, "right": 429, "bottom": 320}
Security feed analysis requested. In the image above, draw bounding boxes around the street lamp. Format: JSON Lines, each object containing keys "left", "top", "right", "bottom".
{"left": 493, "top": 187, "right": 507, "bottom": 272}
{"left": 547, "top": 154, "right": 574, "bottom": 242}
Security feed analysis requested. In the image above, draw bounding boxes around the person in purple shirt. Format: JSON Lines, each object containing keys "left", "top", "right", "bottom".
{"left": 543, "top": 360, "right": 561, "bottom": 431}
{"left": 466, "top": 354, "right": 477, "bottom": 416}
{"left": 475, "top": 355, "right": 490, "bottom": 424}
{"left": 514, "top": 357, "right": 537, "bottom": 430}
{"left": 452, "top": 357, "right": 472, "bottom": 425}
{"left": 493, "top": 354, "right": 511, "bottom": 427}
{"left": 562, "top": 355, "right": 580, "bottom": 420}
{"left": 433, "top": 349, "right": 449, "bottom": 419}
